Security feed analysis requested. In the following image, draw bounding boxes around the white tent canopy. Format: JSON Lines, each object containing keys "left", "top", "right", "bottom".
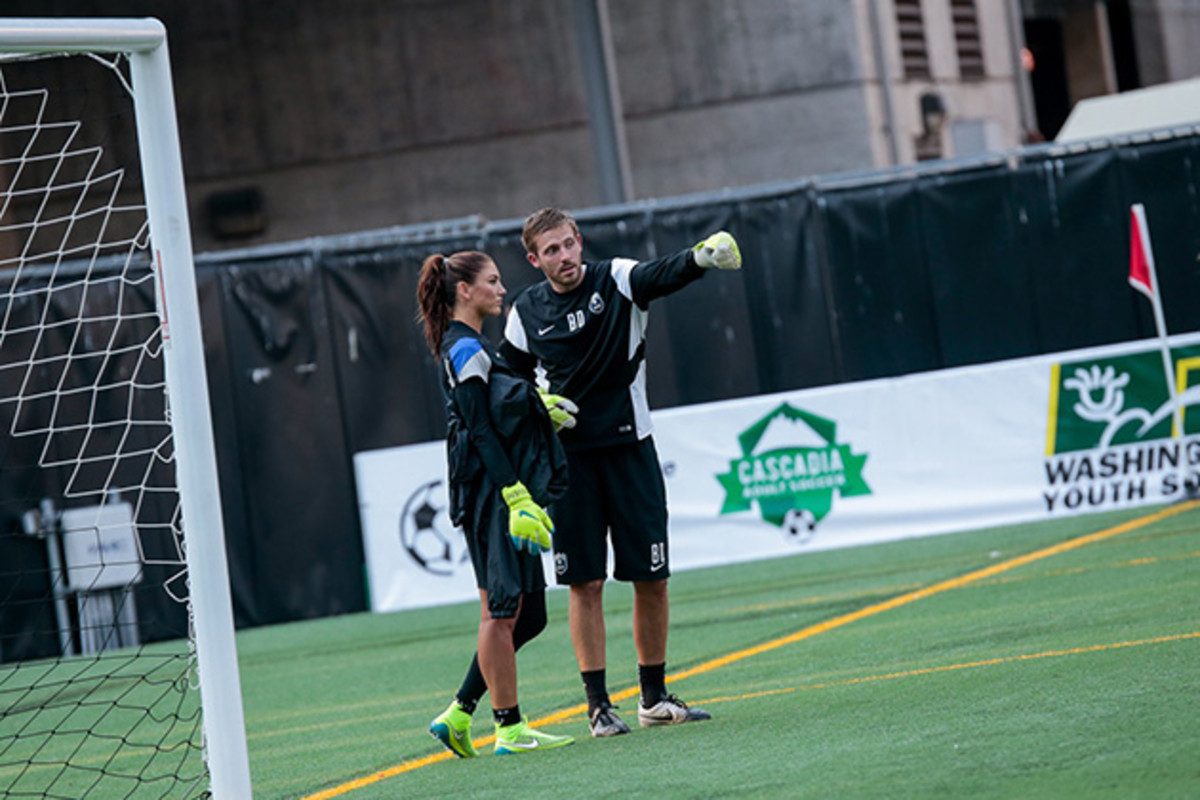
{"left": 1056, "top": 77, "right": 1200, "bottom": 142}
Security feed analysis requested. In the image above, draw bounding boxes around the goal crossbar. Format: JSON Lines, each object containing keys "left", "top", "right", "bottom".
{"left": 0, "top": 18, "right": 166, "bottom": 55}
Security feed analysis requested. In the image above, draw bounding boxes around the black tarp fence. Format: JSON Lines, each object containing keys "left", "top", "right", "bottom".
{"left": 5, "top": 131, "right": 1200, "bottom": 654}
{"left": 0, "top": 266, "right": 195, "bottom": 658}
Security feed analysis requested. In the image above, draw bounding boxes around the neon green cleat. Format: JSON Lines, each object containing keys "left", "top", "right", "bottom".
{"left": 429, "top": 701, "right": 478, "bottom": 758}
{"left": 493, "top": 718, "right": 574, "bottom": 756}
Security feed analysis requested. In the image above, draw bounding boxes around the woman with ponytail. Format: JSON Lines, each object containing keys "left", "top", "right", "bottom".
{"left": 416, "top": 251, "right": 573, "bottom": 757}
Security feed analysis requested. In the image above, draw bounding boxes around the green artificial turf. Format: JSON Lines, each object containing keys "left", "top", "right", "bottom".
{"left": 10, "top": 503, "right": 1192, "bottom": 798}
{"left": 236, "top": 502, "right": 1199, "bottom": 799}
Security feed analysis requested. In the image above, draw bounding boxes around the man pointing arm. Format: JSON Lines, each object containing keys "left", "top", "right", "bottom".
{"left": 499, "top": 207, "right": 741, "bottom": 737}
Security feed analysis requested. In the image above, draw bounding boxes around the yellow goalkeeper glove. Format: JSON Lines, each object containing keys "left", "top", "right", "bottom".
{"left": 692, "top": 231, "right": 742, "bottom": 270}
{"left": 538, "top": 388, "right": 579, "bottom": 432}
{"left": 500, "top": 482, "right": 554, "bottom": 554}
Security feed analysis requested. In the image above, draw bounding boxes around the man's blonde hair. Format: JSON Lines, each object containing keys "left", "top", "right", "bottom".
{"left": 522, "top": 207, "right": 580, "bottom": 255}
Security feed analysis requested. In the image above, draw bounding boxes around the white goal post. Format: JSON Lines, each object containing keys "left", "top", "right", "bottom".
{"left": 0, "top": 18, "right": 251, "bottom": 798}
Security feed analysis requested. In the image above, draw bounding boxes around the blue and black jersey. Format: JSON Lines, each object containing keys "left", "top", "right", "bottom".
{"left": 499, "top": 249, "right": 704, "bottom": 452}
{"left": 442, "top": 321, "right": 518, "bottom": 490}
{"left": 441, "top": 321, "right": 567, "bottom": 524}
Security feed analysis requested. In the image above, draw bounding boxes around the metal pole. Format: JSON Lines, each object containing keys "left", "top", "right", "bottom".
{"left": 570, "top": 0, "right": 634, "bottom": 204}
{"left": 1004, "top": 0, "right": 1038, "bottom": 138}
{"left": 128, "top": 25, "right": 254, "bottom": 799}
{"left": 866, "top": 0, "right": 901, "bottom": 166}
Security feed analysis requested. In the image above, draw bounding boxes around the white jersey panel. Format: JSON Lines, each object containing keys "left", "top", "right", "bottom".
{"left": 504, "top": 306, "right": 529, "bottom": 353}
{"left": 610, "top": 257, "right": 638, "bottom": 301}
{"left": 629, "top": 360, "right": 652, "bottom": 440}
{"left": 628, "top": 301, "right": 652, "bottom": 439}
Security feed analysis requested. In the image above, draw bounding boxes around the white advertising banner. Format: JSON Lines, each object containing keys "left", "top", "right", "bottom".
{"left": 356, "top": 332, "right": 1200, "bottom": 613}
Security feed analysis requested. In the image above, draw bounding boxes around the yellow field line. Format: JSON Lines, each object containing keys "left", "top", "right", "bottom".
{"left": 302, "top": 500, "right": 1199, "bottom": 799}
{"left": 638, "top": 630, "right": 1200, "bottom": 713}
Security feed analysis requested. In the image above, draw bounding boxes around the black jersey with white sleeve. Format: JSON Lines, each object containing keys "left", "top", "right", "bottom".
{"left": 499, "top": 248, "right": 704, "bottom": 452}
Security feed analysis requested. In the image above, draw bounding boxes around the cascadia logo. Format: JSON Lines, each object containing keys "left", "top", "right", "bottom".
{"left": 716, "top": 403, "right": 870, "bottom": 543}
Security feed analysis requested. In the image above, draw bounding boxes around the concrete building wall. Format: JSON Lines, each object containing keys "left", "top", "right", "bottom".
{"left": 864, "top": 0, "right": 1025, "bottom": 162}
{"left": 1154, "top": 0, "right": 1200, "bottom": 81}
{"left": 13, "top": 1, "right": 1025, "bottom": 254}
{"left": 180, "top": 0, "right": 874, "bottom": 248}
{"left": 611, "top": 1, "right": 874, "bottom": 196}
{"left": 1125, "top": 0, "right": 1200, "bottom": 87}
{"left": 176, "top": 0, "right": 597, "bottom": 245}
{"left": 940, "top": 0, "right": 1028, "bottom": 156}
{"left": 1062, "top": 2, "right": 1117, "bottom": 102}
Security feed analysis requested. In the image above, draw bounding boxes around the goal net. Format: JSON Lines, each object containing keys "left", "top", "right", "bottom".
{"left": 0, "top": 20, "right": 250, "bottom": 799}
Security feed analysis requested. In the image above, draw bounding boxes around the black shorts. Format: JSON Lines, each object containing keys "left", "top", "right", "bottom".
{"left": 464, "top": 481, "right": 547, "bottom": 618}
{"left": 550, "top": 437, "right": 669, "bottom": 584}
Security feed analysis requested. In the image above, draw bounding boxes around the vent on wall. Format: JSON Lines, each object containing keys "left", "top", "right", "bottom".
{"left": 206, "top": 187, "right": 266, "bottom": 240}
{"left": 952, "top": 0, "right": 985, "bottom": 79}
{"left": 895, "top": 0, "right": 931, "bottom": 79}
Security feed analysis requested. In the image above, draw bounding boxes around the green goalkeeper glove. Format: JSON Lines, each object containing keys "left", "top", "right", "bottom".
{"left": 538, "top": 388, "right": 579, "bottom": 432}
{"left": 692, "top": 231, "right": 742, "bottom": 270}
{"left": 500, "top": 482, "right": 554, "bottom": 554}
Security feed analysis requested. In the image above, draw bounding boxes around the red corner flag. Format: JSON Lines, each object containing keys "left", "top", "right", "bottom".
{"left": 1129, "top": 205, "right": 1156, "bottom": 300}
{"left": 1128, "top": 202, "right": 1182, "bottom": 438}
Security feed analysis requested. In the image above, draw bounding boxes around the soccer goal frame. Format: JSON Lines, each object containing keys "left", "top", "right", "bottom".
{"left": 0, "top": 18, "right": 251, "bottom": 798}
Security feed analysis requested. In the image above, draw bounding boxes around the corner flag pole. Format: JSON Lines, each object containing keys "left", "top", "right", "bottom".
{"left": 1128, "top": 203, "right": 1181, "bottom": 438}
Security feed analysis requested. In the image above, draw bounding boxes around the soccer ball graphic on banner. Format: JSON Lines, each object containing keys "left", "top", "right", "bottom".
{"left": 399, "top": 480, "right": 469, "bottom": 575}
{"left": 781, "top": 507, "right": 817, "bottom": 545}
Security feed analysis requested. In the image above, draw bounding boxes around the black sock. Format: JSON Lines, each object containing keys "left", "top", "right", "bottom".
{"left": 493, "top": 705, "right": 522, "bottom": 728}
{"left": 639, "top": 662, "right": 666, "bottom": 707}
{"left": 454, "top": 654, "right": 487, "bottom": 715}
{"left": 581, "top": 668, "right": 610, "bottom": 712}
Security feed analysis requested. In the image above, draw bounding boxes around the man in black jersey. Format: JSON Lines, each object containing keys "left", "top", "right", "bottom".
{"left": 499, "top": 207, "right": 741, "bottom": 737}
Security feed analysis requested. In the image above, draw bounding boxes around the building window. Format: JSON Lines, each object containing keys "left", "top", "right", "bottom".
{"left": 895, "top": 0, "right": 931, "bottom": 79}
{"left": 952, "top": 0, "right": 986, "bottom": 79}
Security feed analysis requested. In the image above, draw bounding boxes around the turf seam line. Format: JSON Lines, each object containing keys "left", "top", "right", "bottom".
{"left": 549, "top": 630, "right": 1199, "bottom": 715}
{"left": 798, "top": 631, "right": 1200, "bottom": 689}
{"left": 300, "top": 499, "right": 1199, "bottom": 799}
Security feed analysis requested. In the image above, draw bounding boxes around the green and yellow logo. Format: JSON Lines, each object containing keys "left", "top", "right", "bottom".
{"left": 1046, "top": 345, "right": 1200, "bottom": 456}
{"left": 716, "top": 403, "right": 870, "bottom": 539}
{"left": 1042, "top": 344, "right": 1200, "bottom": 513}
